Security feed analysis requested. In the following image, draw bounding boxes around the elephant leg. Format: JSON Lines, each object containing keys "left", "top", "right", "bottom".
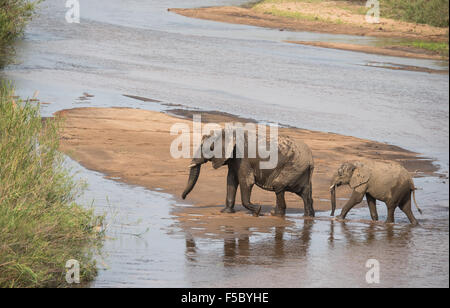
{"left": 221, "top": 167, "right": 238, "bottom": 213}
{"left": 399, "top": 196, "right": 419, "bottom": 226}
{"left": 337, "top": 190, "right": 364, "bottom": 220}
{"left": 240, "top": 183, "right": 261, "bottom": 217}
{"left": 386, "top": 203, "right": 396, "bottom": 224}
{"left": 366, "top": 193, "right": 378, "bottom": 221}
{"left": 271, "top": 191, "right": 286, "bottom": 216}
{"left": 298, "top": 184, "right": 315, "bottom": 217}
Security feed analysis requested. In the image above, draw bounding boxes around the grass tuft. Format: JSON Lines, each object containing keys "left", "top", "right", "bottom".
{"left": 0, "top": 82, "right": 103, "bottom": 288}
{"left": 400, "top": 40, "right": 449, "bottom": 57}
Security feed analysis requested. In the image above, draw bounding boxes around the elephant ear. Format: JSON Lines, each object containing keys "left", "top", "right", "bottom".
{"left": 349, "top": 166, "right": 370, "bottom": 189}
{"left": 212, "top": 129, "right": 236, "bottom": 169}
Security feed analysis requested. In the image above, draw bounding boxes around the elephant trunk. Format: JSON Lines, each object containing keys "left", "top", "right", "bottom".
{"left": 330, "top": 185, "right": 336, "bottom": 216}
{"left": 330, "top": 173, "right": 338, "bottom": 216}
{"left": 182, "top": 164, "right": 201, "bottom": 199}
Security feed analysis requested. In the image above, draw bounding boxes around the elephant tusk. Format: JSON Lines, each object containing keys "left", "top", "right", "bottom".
{"left": 188, "top": 163, "right": 197, "bottom": 168}
{"left": 329, "top": 184, "right": 335, "bottom": 191}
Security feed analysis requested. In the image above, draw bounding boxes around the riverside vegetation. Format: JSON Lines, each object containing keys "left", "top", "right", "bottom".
{"left": 0, "top": 83, "right": 104, "bottom": 287}
{"left": 252, "top": 0, "right": 449, "bottom": 27}
{"left": 251, "top": 0, "right": 449, "bottom": 57}
{"left": 1, "top": 0, "right": 103, "bottom": 288}
{"left": 0, "top": 83, "right": 104, "bottom": 288}
{"left": 1, "top": 0, "right": 40, "bottom": 68}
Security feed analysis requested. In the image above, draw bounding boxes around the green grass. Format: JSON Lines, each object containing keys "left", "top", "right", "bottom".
{"left": 0, "top": 82, "right": 104, "bottom": 288}
{"left": 259, "top": 7, "right": 324, "bottom": 22}
{"left": 253, "top": 2, "right": 346, "bottom": 24}
{"left": 401, "top": 40, "right": 449, "bottom": 57}
{"left": 0, "top": 0, "right": 41, "bottom": 68}
{"left": 379, "top": 0, "right": 449, "bottom": 28}
{"left": 251, "top": 0, "right": 449, "bottom": 28}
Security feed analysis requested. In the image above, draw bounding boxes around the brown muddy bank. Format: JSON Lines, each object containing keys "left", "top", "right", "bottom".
{"left": 56, "top": 107, "right": 439, "bottom": 238}
{"left": 168, "top": 6, "right": 447, "bottom": 40}
{"left": 168, "top": 6, "right": 448, "bottom": 61}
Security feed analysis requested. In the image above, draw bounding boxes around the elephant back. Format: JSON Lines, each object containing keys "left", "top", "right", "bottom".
{"left": 256, "top": 136, "right": 313, "bottom": 191}
{"left": 278, "top": 136, "right": 313, "bottom": 165}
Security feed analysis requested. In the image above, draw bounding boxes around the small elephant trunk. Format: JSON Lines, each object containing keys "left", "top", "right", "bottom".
{"left": 182, "top": 164, "right": 201, "bottom": 199}
{"left": 330, "top": 185, "right": 337, "bottom": 216}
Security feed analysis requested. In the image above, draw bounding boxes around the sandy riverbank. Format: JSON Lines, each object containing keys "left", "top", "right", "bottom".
{"left": 169, "top": 4, "right": 448, "bottom": 60}
{"left": 56, "top": 107, "right": 439, "bottom": 237}
{"left": 286, "top": 41, "right": 448, "bottom": 63}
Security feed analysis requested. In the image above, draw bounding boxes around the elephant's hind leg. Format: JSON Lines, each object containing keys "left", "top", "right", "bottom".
{"left": 297, "top": 184, "right": 315, "bottom": 217}
{"left": 271, "top": 191, "right": 286, "bottom": 216}
{"left": 366, "top": 193, "right": 379, "bottom": 221}
{"left": 240, "top": 182, "right": 261, "bottom": 217}
{"left": 399, "top": 195, "right": 419, "bottom": 226}
{"left": 385, "top": 202, "right": 396, "bottom": 224}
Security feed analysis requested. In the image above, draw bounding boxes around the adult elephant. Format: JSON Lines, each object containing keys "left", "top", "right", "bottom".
{"left": 329, "top": 160, "right": 422, "bottom": 225}
{"left": 181, "top": 129, "right": 315, "bottom": 217}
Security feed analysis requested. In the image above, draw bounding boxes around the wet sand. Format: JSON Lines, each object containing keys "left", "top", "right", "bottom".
{"left": 169, "top": 6, "right": 448, "bottom": 60}
{"left": 57, "top": 107, "right": 439, "bottom": 238}
{"left": 362, "top": 61, "right": 449, "bottom": 74}
{"left": 286, "top": 41, "right": 447, "bottom": 62}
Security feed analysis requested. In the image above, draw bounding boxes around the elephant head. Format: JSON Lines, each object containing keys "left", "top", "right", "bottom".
{"left": 329, "top": 162, "right": 370, "bottom": 216}
{"left": 182, "top": 129, "right": 236, "bottom": 200}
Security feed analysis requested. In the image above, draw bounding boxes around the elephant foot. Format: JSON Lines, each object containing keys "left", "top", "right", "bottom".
{"left": 334, "top": 215, "right": 345, "bottom": 222}
{"left": 252, "top": 206, "right": 262, "bottom": 217}
{"left": 220, "top": 207, "right": 235, "bottom": 214}
{"left": 271, "top": 209, "right": 286, "bottom": 217}
{"left": 303, "top": 211, "right": 315, "bottom": 218}
{"left": 246, "top": 206, "right": 262, "bottom": 217}
{"left": 243, "top": 204, "right": 262, "bottom": 217}
{"left": 303, "top": 207, "right": 315, "bottom": 218}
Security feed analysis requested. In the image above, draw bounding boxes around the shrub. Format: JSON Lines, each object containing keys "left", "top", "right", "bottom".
{"left": 0, "top": 82, "right": 103, "bottom": 288}
{"left": 0, "top": 0, "right": 40, "bottom": 68}
{"left": 380, "top": 0, "right": 449, "bottom": 28}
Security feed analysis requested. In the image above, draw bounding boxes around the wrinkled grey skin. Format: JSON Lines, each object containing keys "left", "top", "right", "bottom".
{"left": 330, "top": 160, "right": 422, "bottom": 225}
{"left": 182, "top": 129, "right": 315, "bottom": 217}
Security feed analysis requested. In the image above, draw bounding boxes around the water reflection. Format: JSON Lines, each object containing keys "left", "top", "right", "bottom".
{"left": 185, "top": 219, "right": 315, "bottom": 265}
{"left": 181, "top": 213, "right": 448, "bottom": 287}
{"left": 185, "top": 236, "right": 197, "bottom": 263}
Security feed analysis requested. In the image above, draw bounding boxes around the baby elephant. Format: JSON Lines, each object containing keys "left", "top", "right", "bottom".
{"left": 329, "top": 160, "right": 422, "bottom": 225}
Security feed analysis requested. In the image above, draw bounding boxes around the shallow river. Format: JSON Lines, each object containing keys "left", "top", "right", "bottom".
{"left": 2, "top": 0, "right": 449, "bottom": 287}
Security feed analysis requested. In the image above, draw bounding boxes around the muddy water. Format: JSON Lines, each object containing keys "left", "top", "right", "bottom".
{"left": 3, "top": 0, "right": 449, "bottom": 287}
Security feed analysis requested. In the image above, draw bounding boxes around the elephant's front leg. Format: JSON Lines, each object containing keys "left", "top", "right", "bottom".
{"left": 366, "top": 193, "right": 379, "bottom": 221}
{"left": 240, "top": 182, "right": 261, "bottom": 217}
{"left": 221, "top": 167, "right": 238, "bottom": 213}
{"left": 336, "top": 190, "right": 365, "bottom": 220}
{"left": 271, "top": 191, "right": 286, "bottom": 216}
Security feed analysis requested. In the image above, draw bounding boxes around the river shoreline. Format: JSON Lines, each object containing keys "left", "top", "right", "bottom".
{"left": 56, "top": 106, "right": 440, "bottom": 238}
{"left": 168, "top": 5, "right": 448, "bottom": 61}
{"left": 285, "top": 41, "right": 448, "bottom": 64}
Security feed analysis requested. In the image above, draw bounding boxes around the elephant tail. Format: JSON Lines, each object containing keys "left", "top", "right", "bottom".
{"left": 411, "top": 187, "right": 423, "bottom": 215}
